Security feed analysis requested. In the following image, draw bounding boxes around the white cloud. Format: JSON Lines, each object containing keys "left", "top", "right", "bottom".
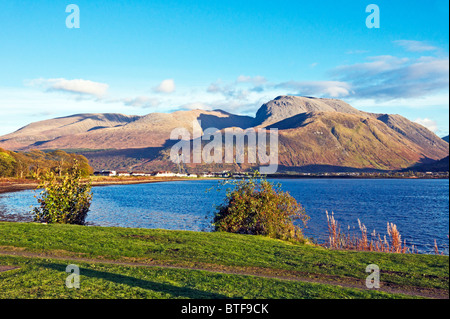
{"left": 393, "top": 40, "right": 439, "bottom": 52}
{"left": 207, "top": 81, "right": 223, "bottom": 93}
{"left": 118, "top": 96, "right": 160, "bottom": 109}
{"left": 178, "top": 102, "right": 212, "bottom": 111}
{"left": 153, "top": 79, "right": 176, "bottom": 93}
{"left": 346, "top": 49, "right": 370, "bottom": 55}
{"left": 415, "top": 118, "right": 439, "bottom": 132}
{"left": 331, "top": 56, "right": 449, "bottom": 101}
{"left": 275, "top": 81, "right": 352, "bottom": 98}
{"left": 25, "top": 78, "right": 109, "bottom": 98}
{"left": 236, "top": 75, "right": 267, "bottom": 85}
{"left": 0, "top": 87, "right": 129, "bottom": 136}
{"left": 333, "top": 56, "right": 410, "bottom": 77}
{"left": 348, "top": 92, "right": 450, "bottom": 110}
{"left": 206, "top": 76, "right": 269, "bottom": 102}
{"left": 206, "top": 80, "right": 252, "bottom": 100}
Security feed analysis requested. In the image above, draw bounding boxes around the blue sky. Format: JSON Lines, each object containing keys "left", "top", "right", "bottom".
{"left": 0, "top": 0, "right": 448, "bottom": 136}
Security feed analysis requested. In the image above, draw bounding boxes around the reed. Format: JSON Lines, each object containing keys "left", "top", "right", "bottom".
{"left": 434, "top": 239, "right": 440, "bottom": 255}
{"left": 324, "top": 212, "right": 416, "bottom": 254}
{"left": 434, "top": 237, "right": 449, "bottom": 255}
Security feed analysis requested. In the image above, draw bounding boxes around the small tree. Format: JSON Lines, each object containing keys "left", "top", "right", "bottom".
{"left": 0, "top": 149, "right": 17, "bottom": 177}
{"left": 212, "top": 171, "right": 309, "bottom": 241}
{"left": 33, "top": 161, "right": 92, "bottom": 225}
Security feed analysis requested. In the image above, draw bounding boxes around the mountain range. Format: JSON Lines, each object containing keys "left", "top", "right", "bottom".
{"left": 0, "top": 96, "right": 448, "bottom": 172}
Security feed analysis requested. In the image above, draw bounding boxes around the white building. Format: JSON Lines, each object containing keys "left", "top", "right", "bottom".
{"left": 117, "top": 171, "right": 130, "bottom": 176}
{"left": 154, "top": 171, "right": 177, "bottom": 177}
{"left": 131, "top": 171, "right": 152, "bottom": 176}
{"left": 94, "top": 170, "right": 116, "bottom": 177}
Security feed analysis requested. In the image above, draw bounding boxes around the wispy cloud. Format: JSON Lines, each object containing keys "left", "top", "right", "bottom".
{"left": 333, "top": 56, "right": 410, "bottom": 78}
{"left": 274, "top": 81, "right": 351, "bottom": 98}
{"left": 331, "top": 55, "right": 449, "bottom": 101}
{"left": 25, "top": 77, "right": 165, "bottom": 110}
{"left": 415, "top": 118, "right": 438, "bottom": 132}
{"left": 346, "top": 49, "right": 370, "bottom": 55}
{"left": 116, "top": 96, "right": 161, "bottom": 109}
{"left": 177, "top": 102, "right": 212, "bottom": 111}
{"left": 25, "top": 78, "right": 109, "bottom": 98}
{"left": 206, "top": 79, "right": 251, "bottom": 100}
{"left": 236, "top": 75, "right": 267, "bottom": 85}
{"left": 207, "top": 75, "right": 268, "bottom": 99}
{"left": 393, "top": 40, "right": 439, "bottom": 52}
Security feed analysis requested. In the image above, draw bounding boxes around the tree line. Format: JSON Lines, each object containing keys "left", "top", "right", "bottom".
{"left": 0, "top": 148, "right": 93, "bottom": 178}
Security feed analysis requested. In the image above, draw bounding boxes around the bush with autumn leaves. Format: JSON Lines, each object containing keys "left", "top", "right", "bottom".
{"left": 213, "top": 172, "right": 309, "bottom": 242}
{"left": 33, "top": 161, "right": 92, "bottom": 225}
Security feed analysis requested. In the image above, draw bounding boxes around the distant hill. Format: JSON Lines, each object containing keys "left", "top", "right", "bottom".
{"left": 443, "top": 135, "right": 449, "bottom": 143}
{"left": 269, "top": 111, "right": 439, "bottom": 170}
{"left": 0, "top": 113, "right": 140, "bottom": 150}
{"left": 0, "top": 96, "right": 448, "bottom": 172}
{"left": 0, "top": 110, "right": 254, "bottom": 151}
{"left": 402, "top": 156, "right": 449, "bottom": 173}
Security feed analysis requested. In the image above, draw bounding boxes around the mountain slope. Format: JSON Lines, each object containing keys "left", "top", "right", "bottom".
{"left": 0, "top": 96, "right": 447, "bottom": 171}
{"left": 403, "top": 156, "right": 449, "bottom": 172}
{"left": 255, "top": 95, "right": 363, "bottom": 127}
{"left": 375, "top": 113, "right": 448, "bottom": 160}
{"left": 0, "top": 110, "right": 255, "bottom": 151}
{"left": 0, "top": 113, "right": 140, "bottom": 150}
{"left": 163, "top": 111, "right": 443, "bottom": 171}
{"left": 271, "top": 112, "right": 438, "bottom": 169}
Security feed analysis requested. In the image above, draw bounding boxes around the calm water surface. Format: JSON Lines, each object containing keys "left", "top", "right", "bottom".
{"left": 0, "top": 179, "right": 448, "bottom": 254}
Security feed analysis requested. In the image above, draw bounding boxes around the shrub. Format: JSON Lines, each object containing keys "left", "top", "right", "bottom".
{"left": 212, "top": 172, "right": 309, "bottom": 241}
{"left": 33, "top": 161, "right": 92, "bottom": 225}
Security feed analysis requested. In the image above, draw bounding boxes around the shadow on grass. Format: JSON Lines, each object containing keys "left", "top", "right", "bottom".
{"left": 42, "top": 263, "right": 229, "bottom": 299}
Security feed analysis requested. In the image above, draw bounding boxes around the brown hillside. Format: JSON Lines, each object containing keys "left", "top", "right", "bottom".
{"left": 0, "top": 96, "right": 447, "bottom": 171}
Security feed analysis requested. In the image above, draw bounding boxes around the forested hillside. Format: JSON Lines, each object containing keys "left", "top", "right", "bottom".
{"left": 0, "top": 148, "right": 92, "bottom": 178}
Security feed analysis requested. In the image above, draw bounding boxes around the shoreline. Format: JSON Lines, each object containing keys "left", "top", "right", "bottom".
{"left": 267, "top": 175, "right": 449, "bottom": 180}
{"left": 1, "top": 174, "right": 448, "bottom": 195}
{"left": 0, "top": 177, "right": 220, "bottom": 195}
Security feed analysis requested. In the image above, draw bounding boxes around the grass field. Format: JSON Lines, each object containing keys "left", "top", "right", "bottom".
{"left": 0, "top": 222, "right": 448, "bottom": 299}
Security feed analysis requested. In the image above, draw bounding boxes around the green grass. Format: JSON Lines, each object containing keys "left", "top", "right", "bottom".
{"left": 0, "top": 255, "right": 415, "bottom": 299}
{"left": 0, "top": 222, "right": 448, "bottom": 299}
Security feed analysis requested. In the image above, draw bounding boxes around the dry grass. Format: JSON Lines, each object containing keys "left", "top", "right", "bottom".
{"left": 433, "top": 236, "right": 449, "bottom": 256}
{"left": 324, "top": 211, "right": 427, "bottom": 254}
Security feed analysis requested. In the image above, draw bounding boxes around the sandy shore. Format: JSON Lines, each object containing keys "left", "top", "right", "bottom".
{"left": 0, "top": 179, "right": 38, "bottom": 194}
{"left": 0, "top": 177, "right": 214, "bottom": 195}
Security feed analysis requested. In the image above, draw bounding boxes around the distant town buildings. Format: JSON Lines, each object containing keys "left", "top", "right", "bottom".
{"left": 130, "top": 171, "right": 152, "bottom": 176}
{"left": 153, "top": 171, "right": 175, "bottom": 177}
{"left": 93, "top": 170, "right": 225, "bottom": 178}
{"left": 92, "top": 170, "right": 448, "bottom": 179}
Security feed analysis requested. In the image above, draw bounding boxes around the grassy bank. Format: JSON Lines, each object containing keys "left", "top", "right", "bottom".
{"left": 1, "top": 255, "right": 415, "bottom": 299}
{"left": 0, "top": 222, "right": 448, "bottom": 299}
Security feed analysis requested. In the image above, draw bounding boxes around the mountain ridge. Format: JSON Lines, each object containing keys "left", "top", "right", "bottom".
{"left": 0, "top": 96, "right": 448, "bottom": 172}
{"left": 255, "top": 95, "right": 364, "bottom": 127}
